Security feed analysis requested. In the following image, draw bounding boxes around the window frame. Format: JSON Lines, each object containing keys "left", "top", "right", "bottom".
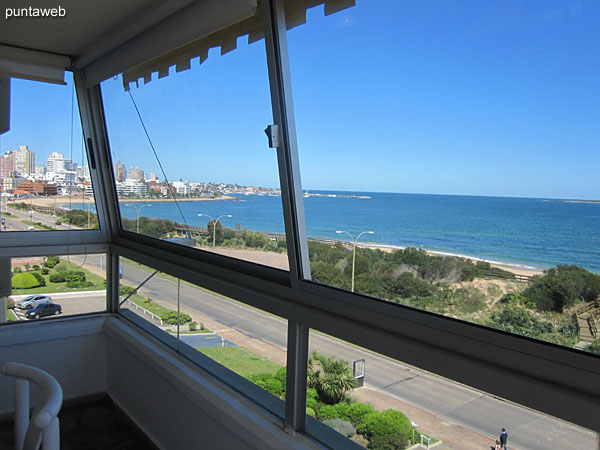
{"left": 70, "top": 0, "right": 600, "bottom": 439}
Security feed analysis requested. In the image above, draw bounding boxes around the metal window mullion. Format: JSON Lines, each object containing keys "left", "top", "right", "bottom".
{"left": 262, "top": 0, "right": 310, "bottom": 432}
{"left": 74, "top": 70, "right": 122, "bottom": 313}
{"left": 106, "top": 253, "right": 120, "bottom": 313}
{"left": 73, "top": 71, "right": 121, "bottom": 239}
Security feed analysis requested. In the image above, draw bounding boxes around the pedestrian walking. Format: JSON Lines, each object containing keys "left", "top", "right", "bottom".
{"left": 499, "top": 428, "right": 508, "bottom": 450}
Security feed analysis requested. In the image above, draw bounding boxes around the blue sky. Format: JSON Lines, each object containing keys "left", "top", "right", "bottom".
{"left": 2, "top": 0, "right": 599, "bottom": 199}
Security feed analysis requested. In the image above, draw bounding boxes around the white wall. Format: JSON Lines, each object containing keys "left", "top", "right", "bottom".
{"left": 0, "top": 316, "right": 107, "bottom": 418}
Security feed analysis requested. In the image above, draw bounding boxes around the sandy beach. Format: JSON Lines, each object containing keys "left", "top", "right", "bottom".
{"left": 17, "top": 195, "right": 237, "bottom": 208}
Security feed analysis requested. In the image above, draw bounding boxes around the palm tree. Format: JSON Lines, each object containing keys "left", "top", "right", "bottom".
{"left": 308, "top": 351, "right": 356, "bottom": 404}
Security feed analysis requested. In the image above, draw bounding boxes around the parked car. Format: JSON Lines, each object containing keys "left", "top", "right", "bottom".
{"left": 25, "top": 302, "right": 62, "bottom": 320}
{"left": 17, "top": 295, "right": 52, "bottom": 309}
{"left": 55, "top": 220, "right": 62, "bottom": 225}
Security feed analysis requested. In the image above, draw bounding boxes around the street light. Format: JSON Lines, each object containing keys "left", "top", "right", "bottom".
{"left": 125, "top": 204, "right": 152, "bottom": 233}
{"left": 336, "top": 229, "right": 374, "bottom": 292}
{"left": 198, "top": 214, "right": 232, "bottom": 247}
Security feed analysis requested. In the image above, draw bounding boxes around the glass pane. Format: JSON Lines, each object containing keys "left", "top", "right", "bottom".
{"left": 118, "top": 259, "right": 288, "bottom": 397}
{"left": 307, "top": 330, "right": 597, "bottom": 449}
{"left": 1, "top": 73, "right": 99, "bottom": 231}
{"left": 287, "top": 1, "right": 600, "bottom": 349}
{"left": 101, "top": 38, "right": 288, "bottom": 270}
{"left": 6, "top": 254, "right": 106, "bottom": 322}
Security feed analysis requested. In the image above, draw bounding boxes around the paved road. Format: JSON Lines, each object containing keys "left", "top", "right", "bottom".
{"left": 11, "top": 291, "right": 106, "bottom": 319}
{"left": 111, "top": 262, "right": 596, "bottom": 450}
{"left": 2, "top": 205, "right": 78, "bottom": 231}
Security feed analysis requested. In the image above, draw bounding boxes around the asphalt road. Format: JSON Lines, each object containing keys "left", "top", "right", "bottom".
{"left": 112, "top": 262, "right": 596, "bottom": 450}
{"left": 2, "top": 206, "right": 76, "bottom": 231}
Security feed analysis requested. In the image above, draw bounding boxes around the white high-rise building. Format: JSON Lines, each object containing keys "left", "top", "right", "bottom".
{"left": 127, "top": 166, "right": 144, "bottom": 181}
{"left": 77, "top": 165, "right": 90, "bottom": 181}
{"left": 35, "top": 164, "right": 46, "bottom": 179}
{"left": 14, "top": 145, "right": 35, "bottom": 176}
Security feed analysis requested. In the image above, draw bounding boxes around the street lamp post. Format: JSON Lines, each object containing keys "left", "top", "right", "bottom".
{"left": 125, "top": 204, "right": 152, "bottom": 234}
{"left": 198, "top": 214, "right": 232, "bottom": 247}
{"left": 336, "top": 230, "right": 374, "bottom": 292}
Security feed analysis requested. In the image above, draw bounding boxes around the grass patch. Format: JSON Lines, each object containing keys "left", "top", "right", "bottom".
{"left": 11, "top": 260, "right": 106, "bottom": 295}
{"left": 20, "top": 220, "right": 54, "bottom": 230}
{"left": 125, "top": 294, "right": 171, "bottom": 317}
{"left": 6, "top": 308, "right": 17, "bottom": 322}
{"left": 198, "top": 346, "right": 281, "bottom": 378}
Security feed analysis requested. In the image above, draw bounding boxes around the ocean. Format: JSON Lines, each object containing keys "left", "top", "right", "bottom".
{"left": 66, "top": 192, "right": 600, "bottom": 273}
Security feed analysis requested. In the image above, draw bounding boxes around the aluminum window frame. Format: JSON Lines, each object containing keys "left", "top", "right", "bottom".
{"left": 67, "top": 0, "right": 600, "bottom": 441}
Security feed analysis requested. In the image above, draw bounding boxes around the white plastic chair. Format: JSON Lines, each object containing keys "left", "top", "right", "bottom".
{"left": 1, "top": 362, "right": 63, "bottom": 450}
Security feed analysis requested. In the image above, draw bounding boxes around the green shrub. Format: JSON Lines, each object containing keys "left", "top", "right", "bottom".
{"left": 64, "top": 270, "right": 86, "bottom": 283}
{"left": 356, "top": 410, "right": 411, "bottom": 441}
{"left": 31, "top": 272, "right": 46, "bottom": 287}
{"left": 524, "top": 265, "right": 600, "bottom": 312}
{"left": 160, "top": 310, "right": 192, "bottom": 325}
{"left": 32, "top": 265, "right": 40, "bottom": 271}
{"left": 317, "top": 405, "right": 339, "bottom": 421}
{"left": 49, "top": 272, "right": 66, "bottom": 283}
{"left": 306, "top": 388, "right": 318, "bottom": 410}
{"left": 189, "top": 321, "right": 197, "bottom": 331}
{"left": 6, "top": 297, "right": 15, "bottom": 309}
{"left": 12, "top": 267, "right": 21, "bottom": 274}
{"left": 263, "top": 378, "right": 283, "bottom": 397}
{"left": 323, "top": 418, "right": 355, "bottom": 438}
{"left": 349, "top": 403, "right": 375, "bottom": 426}
{"left": 54, "top": 265, "right": 67, "bottom": 272}
{"left": 119, "top": 285, "right": 135, "bottom": 296}
{"left": 44, "top": 256, "right": 60, "bottom": 268}
{"left": 275, "top": 367, "right": 287, "bottom": 396}
{"left": 367, "top": 432, "right": 409, "bottom": 450}
{"left": 331, "top": 402, "right": 352, "bottom": 421}
{"left": 11, "top": 273, "right": 42, "bottom": 289}
{"left": 41, "top": 268, "right": 50, "bottom": 275}
{"left": 306, "top": 407, "right": 316, "bottom": 417}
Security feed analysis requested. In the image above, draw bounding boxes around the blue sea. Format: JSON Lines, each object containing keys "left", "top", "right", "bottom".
{"left": 66, "top": 192, "right": 600, "bottom": 273}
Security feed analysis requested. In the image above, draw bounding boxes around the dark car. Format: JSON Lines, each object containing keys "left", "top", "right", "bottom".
{"left": 55, "top": 220, "right": 62, "bottom": 225}
{"left": 25, "top": 302, "right": 62, "bottom": 319}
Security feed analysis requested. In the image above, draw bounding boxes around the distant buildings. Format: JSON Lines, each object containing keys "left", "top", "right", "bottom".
{"left": 14, "top": 145, "right": 35, "bottom": 175}
{"left": 114, "top": 161, "right": 125, "bottom": 182}
{"left": 0, "top": 145, "right": 280, "bottom": 198}
{"left": 127, "top": 166, "right": 144, "bottom": 181}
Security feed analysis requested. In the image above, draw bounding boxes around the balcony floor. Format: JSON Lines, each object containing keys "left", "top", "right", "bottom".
{"left": 0, "top": 395, "right": 157, "bottom": 450}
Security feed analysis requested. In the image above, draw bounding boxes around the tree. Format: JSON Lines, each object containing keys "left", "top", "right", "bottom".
{"left": 524, "top": 265, "right": 600, "bottom": 312}
{"left": 307, "top": 351, "right": 356, "bottom": 405}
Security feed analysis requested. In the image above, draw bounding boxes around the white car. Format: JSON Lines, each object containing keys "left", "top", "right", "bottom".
{"left": 17, "top": 295, "right": 52, "bottom": 309}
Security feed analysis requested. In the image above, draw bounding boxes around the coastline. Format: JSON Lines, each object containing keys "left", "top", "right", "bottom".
{"left": 17, "top": 196, "right": 546, "bottom": 277}
{"left": 21, "top": 195, "right": 237, "bottom": 208}
{"left": 355, "top": 242, "right": 544, "bottom": 276}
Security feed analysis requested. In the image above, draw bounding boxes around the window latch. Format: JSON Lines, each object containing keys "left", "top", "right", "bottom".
{"left": 264, "top": 124, "right": 280, "bottom": 148}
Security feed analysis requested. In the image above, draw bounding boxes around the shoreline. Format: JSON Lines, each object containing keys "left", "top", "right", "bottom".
{"left": 18, "top": 196, "right": 547, "bottom": 277}
{"left": 18, "top": 195, "right": 237, "bottom": 208}
{"left": 354, "top": 242, "right": 544, "bottom": 277}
